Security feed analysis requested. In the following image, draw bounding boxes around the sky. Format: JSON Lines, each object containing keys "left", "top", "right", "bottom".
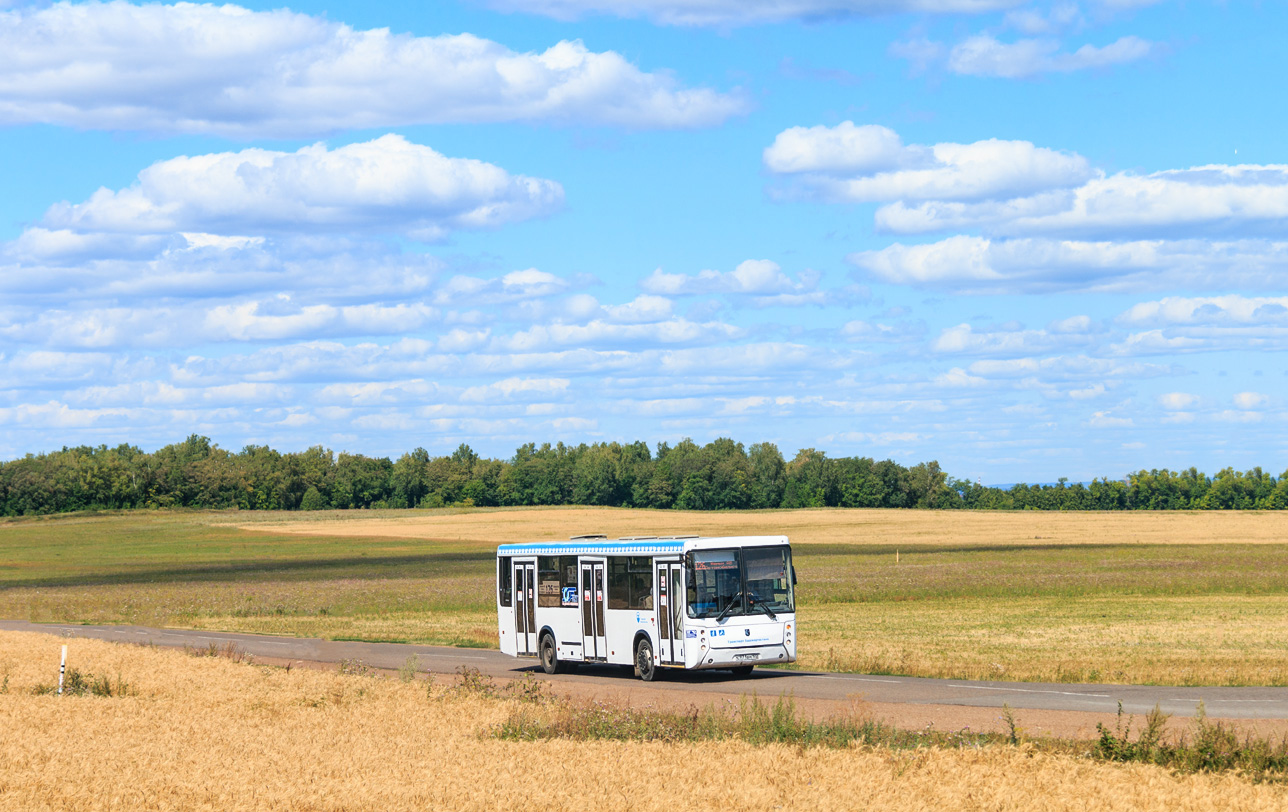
{"left": 0, "top": 0, "right": 1284, "bottom": 483}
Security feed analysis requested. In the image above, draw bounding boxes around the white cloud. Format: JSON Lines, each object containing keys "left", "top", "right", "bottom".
{"left": 1215, "top": 410, "right": 1263, "bottom": 424}
{"left": 849, "top": 237, "right": 1288, "bottom": 293}
{"left": 1159, "top": 392, "right": 1198, "bottom": 411}
{"left": 773, "top": 124, "right": 1288, "bottom": 293}
{"left": 966, "top": 355, "right": 1171, "bottom": 381}
{"left": 641, "top": 259, "right": 821, "bottom": 298}
{"left": 840, "top": 319, "right": 925, "bottom": 343}
{"left": 934, "top": 367, "right": 988, "bottom": 387}
{"left": 879, "top": 165, "right": 1288, "bottom": 239}
{"left": 1109, "top": 330, "right": 1205, "bottom": 355}
{"left": 888, "top": 38, "right": 947, "bottom": 73}
{"left": 1048, "top": 315, "right": 1093, "bottom": 333}
{"left": 1089, "top": 410, "right": 1133, "bottom": 428}
{"left": 766, "top": 123, "right": 1091, "bottom": 204}
{"left": 1002, "top": 3, "right": 1081, "bottom": 35}
{"left": 931, "top": 323, "right": 1089, "bottom": 356}
{"left": 552, "top": 416, "right": 598, "bottom": 431}
{"left": 0, "top": 400, "right": 133, "bottom": 428}
{"left": 204, "top": 299, "right": 439, "bottom": 342}
{"left": 484, "top": 0, "right": 1020, "bottom": 27}
{"left": 763, "top": 123, "right": 915, "bottom": 175}
{"left": 947, "top": 34, "right": 1153, "bottom": 78}
{"left": 437, "top": 329, "right": 492, "bottom": 353}
{"left": 1234, "top": 392, "right": 1269, "bottom": 410}
{"left": 1067, "top": 383, "right": 1106, "bottom": 400}
{"left": 1109, "top": 295, "right": 1288, "bottom": 356}
{"left": 461, "top": 377, "right": 571, "bottom": 403}
{"left": 7, "top": 228, "right": 166, "bottom": 262}
{"left": 603, "top": 295, "right": 675, "bottom": 323}
{"left": 821, "top": 431, "right": 926, "bottom": 445}
{"left": 315, "top": 380, "right": 443, "bottom": 406}
{"left": 1121, "top": 296, "right": 1288, "bottom": 327}
{"left": 37, "top": 135, "right": 563, "bottom": 242}
{"left": 0, "top": 1, "right": 746, "bottom": 136}
{"left": 495, "top": 317, "right": 744, "bottom": 352}
{"left": 434, "top": 269, "right": 578, "bottom": 307}
{"left": 1, "top": 238, "right": 445, "bottom": 305}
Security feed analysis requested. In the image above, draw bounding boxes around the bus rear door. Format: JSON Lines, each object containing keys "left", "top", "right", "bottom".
{"left": 580, "top": 560, "right": 606, "bottom": 660}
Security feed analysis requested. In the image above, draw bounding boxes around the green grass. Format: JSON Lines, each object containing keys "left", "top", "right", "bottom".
{"left": 798, "top": 541, "right": 1288, "bottom": 602}
{"left": 4, "top": 509, "right": 1288, "bottom": 684}
{"left": 492, "top": 690, "right": 1288, "bottom": 783}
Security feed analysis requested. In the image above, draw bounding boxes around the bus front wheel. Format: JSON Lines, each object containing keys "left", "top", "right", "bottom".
{"left": 635, "top": 639, "right": 659, "bottom": 682}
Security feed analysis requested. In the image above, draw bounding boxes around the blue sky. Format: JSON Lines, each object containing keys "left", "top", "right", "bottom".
{"left": 1, "top": 0, "right": 1284, "bottom": 483}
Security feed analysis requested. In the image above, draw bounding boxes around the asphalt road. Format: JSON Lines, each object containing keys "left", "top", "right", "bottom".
{"left": 4, "top": 619, "right": 1285, "bottom": 720}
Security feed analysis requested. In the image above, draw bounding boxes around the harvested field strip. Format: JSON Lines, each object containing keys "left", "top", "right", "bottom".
{"left": 2, "top": 631, "right": 1287, "bottom": 812}
{"left": 242, "top": 505, "right": 1288, "bottom": 546}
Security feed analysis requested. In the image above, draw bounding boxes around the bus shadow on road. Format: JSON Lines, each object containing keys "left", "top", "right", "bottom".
{"left": 510, "top": 662, "right": 803, "bottom": 684}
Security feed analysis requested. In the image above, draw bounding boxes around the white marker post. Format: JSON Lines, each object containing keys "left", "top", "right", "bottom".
{"left": 57, "top": 645, "right": 67, "bottom": 696}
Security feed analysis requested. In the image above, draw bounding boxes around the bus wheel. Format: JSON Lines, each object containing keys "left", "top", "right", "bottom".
{"left": 635, "top": 639, "right": 659, "bottom": 682}
{"left": 540, "top": 634, "right": 560, "bottom": 675}
{"left": 730, "top": 665, "right": 754, "bottom": 677}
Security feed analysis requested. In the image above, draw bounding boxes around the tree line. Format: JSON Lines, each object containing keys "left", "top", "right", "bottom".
{"left": 1, "top": 434, "right": 1286, "bottom": 516}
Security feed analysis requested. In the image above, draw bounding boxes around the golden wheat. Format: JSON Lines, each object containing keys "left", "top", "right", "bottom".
{"left": 1, "top": 630, "right": 1285, "bottom": 811}
{"left": 244, "top": 506, "right": 1288, "bottom": 547}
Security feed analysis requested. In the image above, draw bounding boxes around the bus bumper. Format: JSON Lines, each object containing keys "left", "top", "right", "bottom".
{"left": 691, "top": 645, "right": 793, "bottom": 669}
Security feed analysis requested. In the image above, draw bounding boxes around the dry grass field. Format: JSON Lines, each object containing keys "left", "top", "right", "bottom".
{"left": 2, "top": 629, "right": 1286, "bottom": 811}
{"left": 4, "top": 506, "right": 1288, "bottom": 685}
{"left": 239, "top": 504, "right": 1288, "bottom": 546}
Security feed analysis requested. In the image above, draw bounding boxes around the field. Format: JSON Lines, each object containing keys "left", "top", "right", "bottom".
{"left": 2, "top": 629, "right": 1286, "bottom": 811}
{"left": 3, "top": 507, "right": 1288, "bottom": 685}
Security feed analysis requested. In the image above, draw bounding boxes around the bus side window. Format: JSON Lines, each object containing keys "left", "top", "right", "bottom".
{"left": 498, "top": 556, "right": 512, "bottom": 607}
{"left": 537, "top": 556, "right": 561, "bottom": 607}
{"left": 629, "top": 557, "right": 653, "bottom": 609}
{"left": 607, "top": 557, "right": 629, "bottom": 609}
{"left": 608, "top": 557, "right": 653, "bottom": 609}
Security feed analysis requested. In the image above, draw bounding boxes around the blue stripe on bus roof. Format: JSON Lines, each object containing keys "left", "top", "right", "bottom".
{"left": 497, "top": 540, "right": 686, "bottom": 554}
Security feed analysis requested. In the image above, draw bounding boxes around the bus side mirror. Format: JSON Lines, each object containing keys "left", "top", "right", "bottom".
{"left": 791, "top": 565, "right": 797, "bottom": 586}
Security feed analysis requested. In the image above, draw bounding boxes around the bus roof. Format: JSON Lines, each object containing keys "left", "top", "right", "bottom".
{"left": 496, "top": 535, "right": 789, "bottom": 557}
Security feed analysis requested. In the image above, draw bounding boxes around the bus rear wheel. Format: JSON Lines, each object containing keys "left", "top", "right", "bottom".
{"left": 635, "top": 639, "right": 660, "bottom": 682}
{"left": 730, "top": 665, "right": 754, "bottom": 677}
{"left": 539, "top": 634, "right": 562, "bottom": 675}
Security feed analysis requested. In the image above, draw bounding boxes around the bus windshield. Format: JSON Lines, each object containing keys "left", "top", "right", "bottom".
{"left": 687, "top": 546, "right": 794, "bottom": 619}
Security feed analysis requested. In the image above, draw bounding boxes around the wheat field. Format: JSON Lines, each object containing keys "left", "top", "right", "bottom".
{"left": 5, "top": 507, "right": 1288, "bottom": 685}
{"left": 243, "top": 505, "right": 1288, "bottom": 547}
{"left": 1, "top": 630, "right": 1285, "bottom": 811}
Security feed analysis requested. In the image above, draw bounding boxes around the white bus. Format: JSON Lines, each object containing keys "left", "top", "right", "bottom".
{"left": 496, "top": 534, "right": 796, "bottom": 681}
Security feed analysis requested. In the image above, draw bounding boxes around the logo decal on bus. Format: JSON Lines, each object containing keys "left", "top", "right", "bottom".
{"left": 562, "top": 587, "right": 578, "bottom": 607}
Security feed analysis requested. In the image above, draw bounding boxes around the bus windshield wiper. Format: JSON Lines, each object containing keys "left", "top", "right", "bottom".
{"left": 715, "top": 591, "right": 744, "bottom": 622}
{"left": 749, "top": 596, "right": 777, "bottom": 621}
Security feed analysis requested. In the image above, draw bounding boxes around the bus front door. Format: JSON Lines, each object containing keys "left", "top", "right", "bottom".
{"left": 581, "top": 561, "right": 606, "bottom": 660}
{"left": 656, "top": 561, "right": 684, "bottom": 665}
{"left": 514, "top": 562, "right": 537, "bottom": 655}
